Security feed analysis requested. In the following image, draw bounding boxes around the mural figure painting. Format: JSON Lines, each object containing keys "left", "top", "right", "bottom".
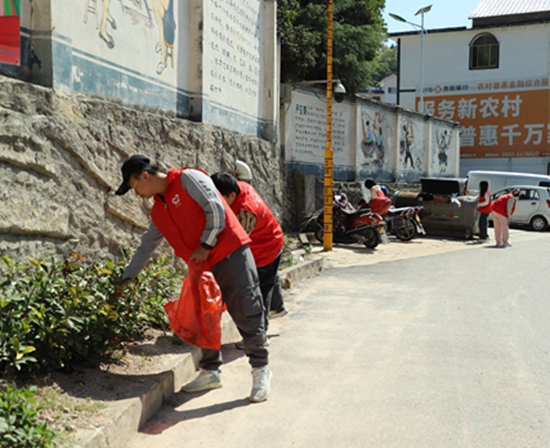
{"left": 83, "top": 0, "right": 116, "bottom": 48}
{"left": 83, "top": 0, "right": 175, "bottom": 74}
{"left": 152, "top": 0, "right": 175, "bottom": 74}
{"left": 400, "top": 121, "right": 415, "bottom": 169}
{"left": 437, "top": 129, "right": 450, "bottom": 174}
{"left": 360, "top": 112, "right": 385, "bottom": 168}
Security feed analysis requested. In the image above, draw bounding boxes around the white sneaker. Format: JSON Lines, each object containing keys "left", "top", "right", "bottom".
{"left": 182, "top": 369, "right": 222, "bottom": 393}
{"left": 249, "top": 366, "right": 272, "bottom": 403}
{"left": 269, "top": 308, "right": 289, "bottom": 319}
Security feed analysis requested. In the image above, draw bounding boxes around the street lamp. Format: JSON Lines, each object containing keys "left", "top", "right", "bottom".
{"left": 389, "top": 5, "right": 432, "bottom": 113}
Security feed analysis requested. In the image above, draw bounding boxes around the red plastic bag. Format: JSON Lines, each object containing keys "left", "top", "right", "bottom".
{"left": 164, "top": 263, "right": 223, "bottom": 350}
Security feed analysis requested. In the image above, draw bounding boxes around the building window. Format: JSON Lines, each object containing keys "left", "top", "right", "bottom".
{"left": 469, "top": 33, "right": 499, "bottom": 70}
{"left": 387, "top": 87, "right": 397, "bottom": 94}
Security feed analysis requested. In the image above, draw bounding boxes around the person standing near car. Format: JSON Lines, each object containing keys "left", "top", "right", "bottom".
{"left": 114, "top": 155, "right": 271, "bottom": 403}
{"left": 211, "top": 172, "right": 288, "bottom": 348}
{"left": 491, "top": 189, "right": 519, "bottom": 248}
{"left": 477, "top": 180, "right": 492, "bottom": 241}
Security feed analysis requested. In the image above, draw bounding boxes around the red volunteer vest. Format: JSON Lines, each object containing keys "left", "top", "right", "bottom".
{"left": 151, "top": 168, "right": 250, "bottom": 267}
{"left": 478, "top": 190, "right": 492, "bottom": 214}
{"left": 491, "top": 193, "right": 516, "bottom": 217}
{"left": 232, "top": 181, "right": 284, "bottom": 267}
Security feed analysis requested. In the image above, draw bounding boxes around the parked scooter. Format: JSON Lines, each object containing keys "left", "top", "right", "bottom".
{"left": 358, "top": 198, "right": 425, "bottom": 241}
{"left": 304, "top": 192, "right": 389, "bottom": 249}
{"left": 382, "top": 206, "right": 426, "bottom": 241}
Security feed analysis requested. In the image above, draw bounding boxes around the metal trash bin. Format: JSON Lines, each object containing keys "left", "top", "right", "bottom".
{"left": 417, "top": 178, "right": 479, "bottom": 239}
{"left": 392, "top": 191, "right": 421, "bottom": 208}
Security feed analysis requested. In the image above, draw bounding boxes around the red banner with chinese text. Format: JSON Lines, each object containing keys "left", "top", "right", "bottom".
{"left": 0, "top": 15, "right": 20, "bottom": 65}
{"left": 422, "top": 86, "right": 550, "bottom": 159}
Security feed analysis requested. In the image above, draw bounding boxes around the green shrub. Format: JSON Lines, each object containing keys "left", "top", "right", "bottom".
{"left": 0, "top": 382, "right": 56, "bottom": 448}
{"left": 0, "top": 253, "right": 180, "bottom": 374}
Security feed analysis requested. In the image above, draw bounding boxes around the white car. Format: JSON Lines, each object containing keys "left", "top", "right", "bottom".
{"left": 491, "top": 185, "right": 550, "bottom": 231}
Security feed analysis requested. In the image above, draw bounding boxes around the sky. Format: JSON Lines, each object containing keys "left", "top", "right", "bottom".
{"left": 382, "top": 0, "right": 482, "bottom": 34}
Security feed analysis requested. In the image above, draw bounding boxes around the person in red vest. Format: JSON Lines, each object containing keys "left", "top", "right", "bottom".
{"left": 211, "top": 172, "right": 288, "bottom": 348}
{"left": 363, "top": 178, "right": 391, "bottom": 215}
{"left": 477, "top": 180, "right": 492, "bottom": 241}
{"left": 490, "top": 189, "right": 520, "bottom": 248}
{"left": 114, "top": 155, "right": 271, "bottom": 403}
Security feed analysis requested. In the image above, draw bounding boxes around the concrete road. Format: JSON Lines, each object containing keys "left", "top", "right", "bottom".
{"left": 128, "top": 230, "right": 550, "bottom": 448}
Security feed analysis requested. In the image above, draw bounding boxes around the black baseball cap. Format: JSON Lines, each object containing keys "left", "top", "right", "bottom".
{"left": 115, "top": 154, "right": 151, "bottom": 195}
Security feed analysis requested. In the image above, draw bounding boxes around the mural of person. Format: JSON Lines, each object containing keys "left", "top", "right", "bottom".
{"left": 152, "top": 0, "right": 176, "bottom": 74}
{"left": 99, "top": 0, "right": 116, "bottom": 48}
{"left": 361, "top": 119, "right": 374, "bottom": 153}
{"left": 401, "top": 122, "right": 415, "bottom": 169}
{"left": 361, "top": 113, "right": 385, "bottom": 167}
{"left": 84, "top": 0, "right": 176, "bottom": 75}
{"left": 437, "top": 130, "right": 450, "bottom": 173}
{"left": 84, "top": 0, "right": 117, "bottom": 49}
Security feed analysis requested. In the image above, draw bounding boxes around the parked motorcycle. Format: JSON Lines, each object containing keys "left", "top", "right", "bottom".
{"left": 358, "top": 199, "right": 426, "bottom": 242}
{"left": 304, "top": 192, "right": 389, "bottom": 249}
{"left": 383, "top": 206, "right": 426, "bottom": 241}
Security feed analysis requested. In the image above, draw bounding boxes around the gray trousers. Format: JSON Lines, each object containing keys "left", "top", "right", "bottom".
{"left": 200, "top": 245, "right": 268, "bottom": 370}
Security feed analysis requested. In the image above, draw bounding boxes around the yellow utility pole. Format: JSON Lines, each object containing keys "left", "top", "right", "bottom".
{"left": 323, "top": 0, "right": 334, "bottom": 251}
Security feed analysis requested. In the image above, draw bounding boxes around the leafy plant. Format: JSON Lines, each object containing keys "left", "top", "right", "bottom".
{"left": 0, "top": 253, "right": 180, "bottom": 374}
{"left": 0, "top": 382, "right": 57, "bottom": 448}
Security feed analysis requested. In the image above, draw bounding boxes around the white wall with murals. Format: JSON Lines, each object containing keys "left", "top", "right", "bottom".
{"left": 13, "top": 0, "right": 277, "bottom": 140}
{"left": 202, "top": 0, "right": 276, "bottom": 139}
{"left": 430, "top": 121, "right": 458, "bottom": 176}
{"left": 51, "top": 0, "right": 191, "bottom": 100}
{"left": 397, "top": 114, "right": 425, "bottom": 175}
{"left": 283, "top": 88, "right": 355, "bottom": 179}
{"left": 358, "top": 104, "right": 395, "bottom": 177}
{"left": 282, "top": 86, "right": 459, "bottom": 182}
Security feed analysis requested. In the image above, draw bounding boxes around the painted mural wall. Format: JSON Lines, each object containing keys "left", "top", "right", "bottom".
{"left": 283, "top": 88, "right": 355, "bottom": 179}
{"left": 282, "top": 87, "right": 459, "bottom": 183}
{"left": 3, "top": 0, "right": 276, "bottom": 140}
{"left": 358, "top": 104, "right": 394, "bottom": 176}
{"left": 202, "top": 0, "right": 274, "bottom": 138}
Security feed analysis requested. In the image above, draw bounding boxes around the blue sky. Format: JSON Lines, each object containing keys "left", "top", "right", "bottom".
{"left": 383, "top": 0, "right": 482, "bottom": 33}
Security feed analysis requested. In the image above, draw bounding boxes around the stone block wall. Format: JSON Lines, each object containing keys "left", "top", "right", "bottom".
{"left": 0, "top": 75, "right": 283, "bottom": 263}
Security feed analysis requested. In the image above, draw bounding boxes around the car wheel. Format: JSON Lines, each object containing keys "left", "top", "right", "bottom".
{"left": 530, "top": 215, "right": 547, "bottom": 231}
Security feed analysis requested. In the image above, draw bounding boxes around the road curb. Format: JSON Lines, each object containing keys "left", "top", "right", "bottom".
{"left": 72, "top": 254, "right": 324, "bottom": 448}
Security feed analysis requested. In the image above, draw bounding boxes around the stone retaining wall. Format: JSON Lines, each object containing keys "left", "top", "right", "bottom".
{"left": 0, "top": 75, "right": 283, "bottom": 263}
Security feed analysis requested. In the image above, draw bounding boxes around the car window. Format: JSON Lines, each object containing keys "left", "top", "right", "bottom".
{"left": 518, "top": 189, "right": 530, "bottom": 200}
{"left": 493, "top": 189, "right": 511, "bottom": 199}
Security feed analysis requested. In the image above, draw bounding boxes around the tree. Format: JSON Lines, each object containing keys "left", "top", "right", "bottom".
{"left": 277, "top": 0, "right": 387, "bottom": 94}
{"left": 372, "top": 44, "right": 397, "bottom": 84}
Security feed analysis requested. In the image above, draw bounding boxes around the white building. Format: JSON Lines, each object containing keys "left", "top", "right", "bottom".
{"left": 390, "top": 0, "right": 550, "bottom": 176}
{"left": 357, "top": 74, "right": 398, "bottom": 105}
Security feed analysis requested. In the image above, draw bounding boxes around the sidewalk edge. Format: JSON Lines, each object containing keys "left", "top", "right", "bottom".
{"left": 72, "top": 255, "right": 324, "bottom": 448}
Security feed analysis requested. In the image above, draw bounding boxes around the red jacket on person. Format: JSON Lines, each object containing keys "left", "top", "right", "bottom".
{"left": 478, "top": 190, "right": 492, "bottom": 214}
{"left": 151, "top": 168, "right": 250, "bottom": 267}
{"left": 369, "top": 186, "right": 391, "bottom": 215}
{"left": 491, "top": 192, "right": 517, "bottom": 218}
{"left": 232, "top": 181, "right": 284, "bottom": 267}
